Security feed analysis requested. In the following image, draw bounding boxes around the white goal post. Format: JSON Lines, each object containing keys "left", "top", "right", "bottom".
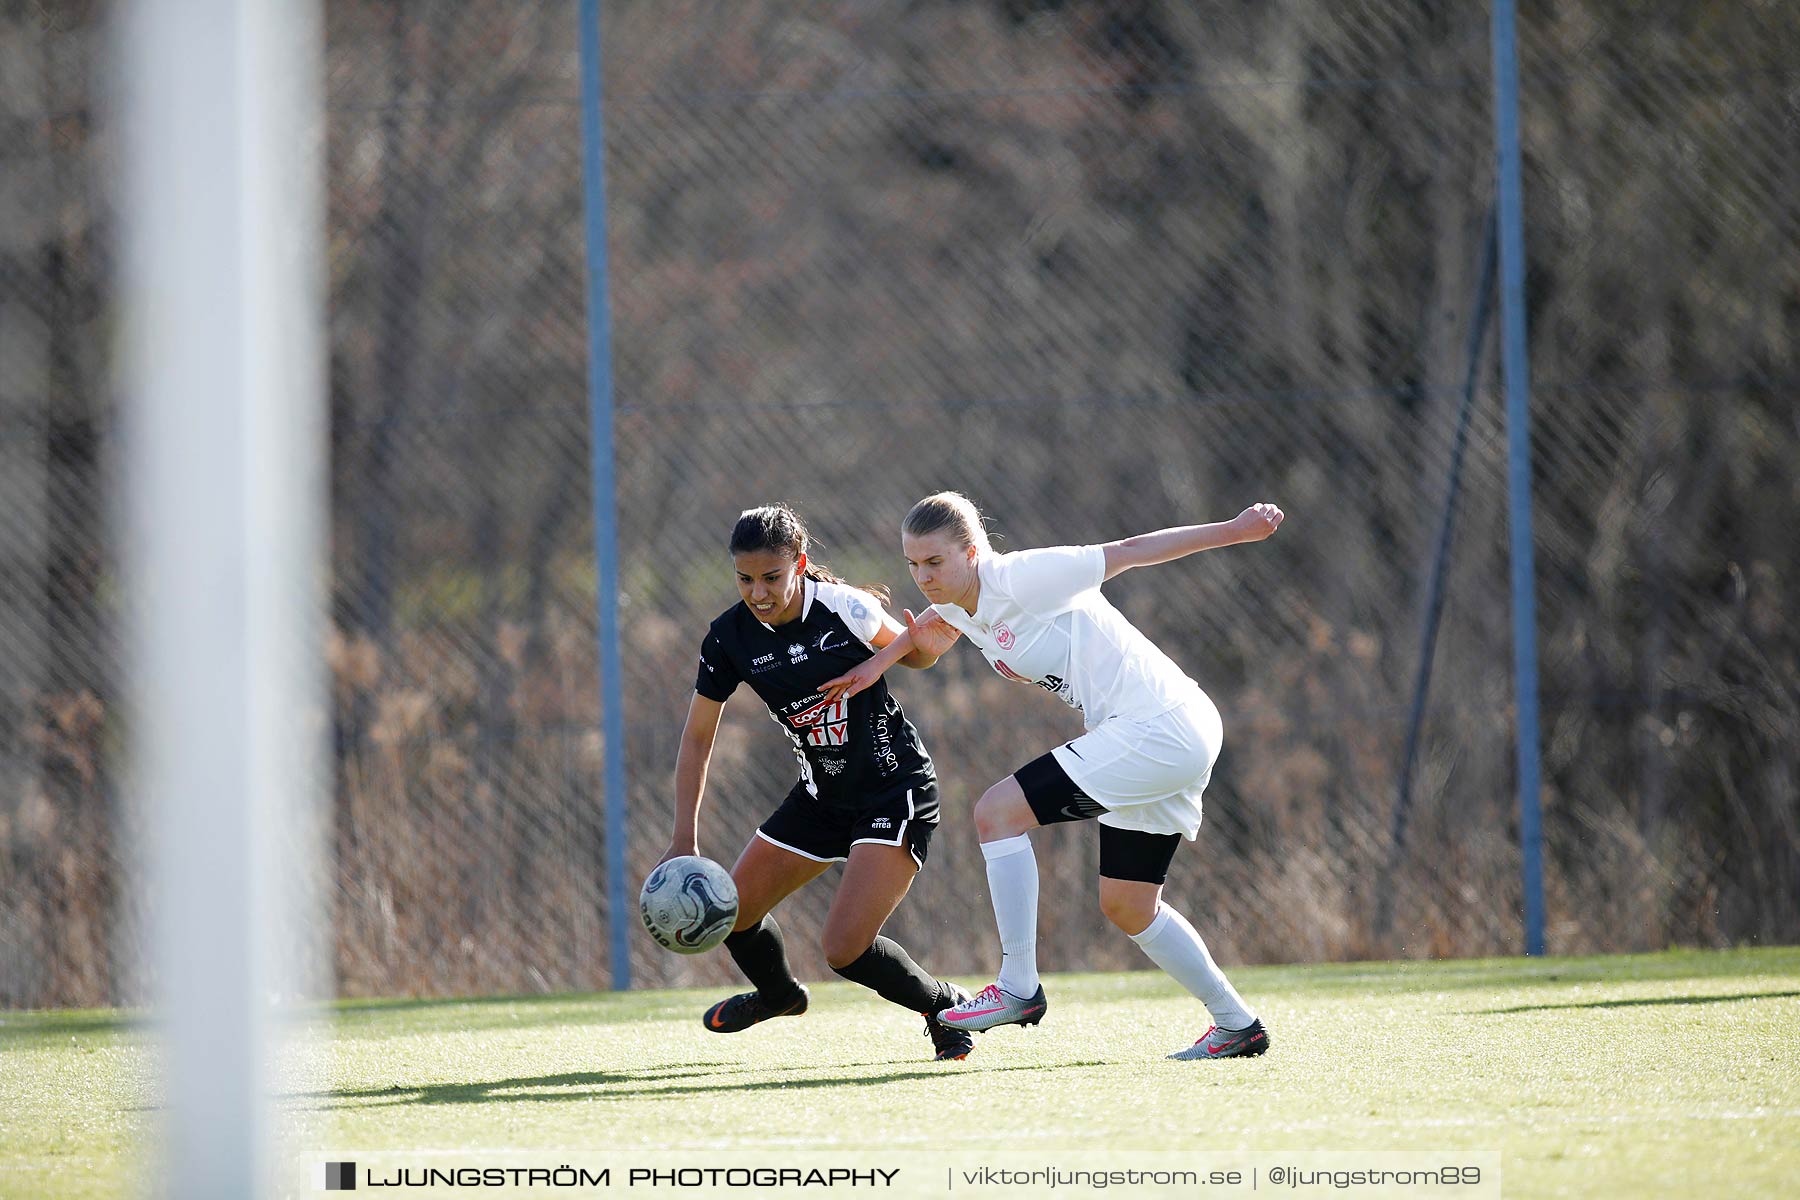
{"left": 117, "top": 1, "right": 327, "bottom": 1195}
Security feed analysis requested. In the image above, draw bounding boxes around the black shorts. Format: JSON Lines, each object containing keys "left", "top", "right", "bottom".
{"left": 1014, "top": 751, "right": 1181, "bottom": 885}
{"left": 757, "top": 779, "right": 939, "bottom": 868}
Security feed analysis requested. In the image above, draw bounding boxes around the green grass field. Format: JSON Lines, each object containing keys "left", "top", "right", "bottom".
{"left": 5, "top": 948, "right": 1797, "bottom": 1198}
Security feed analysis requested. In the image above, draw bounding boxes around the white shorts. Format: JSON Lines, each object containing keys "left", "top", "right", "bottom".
{"left": 1049, "top": 694, "right": 1223, "bottom": 840}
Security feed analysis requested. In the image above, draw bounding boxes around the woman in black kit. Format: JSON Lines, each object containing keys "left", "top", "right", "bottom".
{"left": 662, "top": 504, "right": 973, "bottom": 1061}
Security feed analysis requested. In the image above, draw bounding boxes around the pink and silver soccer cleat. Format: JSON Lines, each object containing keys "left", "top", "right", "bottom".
{"left": 935, "top": 982, "right": 1047, "bottom": 1032}
{"left": 1168, "top": 1018, "right": 1269, "bottom": 1060}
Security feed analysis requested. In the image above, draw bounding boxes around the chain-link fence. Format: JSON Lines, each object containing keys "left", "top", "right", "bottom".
{"left": 3, "top": 0, "right": 1796, "bottom": 1009}
{"left": 2, "top": 0, "right": 119, "bottom": 1009}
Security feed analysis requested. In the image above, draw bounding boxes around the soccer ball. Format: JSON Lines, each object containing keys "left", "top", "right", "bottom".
{"left": 639, "top": 855, "right": 739, "bottom": 954}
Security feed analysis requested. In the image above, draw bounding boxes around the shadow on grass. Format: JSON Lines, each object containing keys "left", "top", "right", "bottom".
{"left": 323, "top": 992, "right": 758, "bottom": 1040}
{"left": 1472, "top": 990, "right": 1800, "bottom": 1015}
{"left": 1250, "top": 946, "right": 1800, "bottom": 997}
{"left": 283, "top": 1060, "right": 1106, "bottom": 1111}
{"left": 332, "top": 993, "right": 594, "bottom": 1015}
{"left": 0, "top": 1013, "right": 145, "bottom": 1042}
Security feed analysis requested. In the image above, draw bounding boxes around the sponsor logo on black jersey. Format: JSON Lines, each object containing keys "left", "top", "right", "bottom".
{"left": 871, "top": 711, "right": 900, "bottom": 775}
{"left": 787, "top": 696, "right": 849, "bottom": 747}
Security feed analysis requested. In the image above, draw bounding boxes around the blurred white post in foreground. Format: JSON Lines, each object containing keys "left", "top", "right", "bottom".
{"left": 117, "top": 1, "right": 326, "bottom": 1195}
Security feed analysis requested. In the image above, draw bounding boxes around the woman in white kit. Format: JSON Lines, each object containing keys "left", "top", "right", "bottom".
{"left": 819, "top": 491, "right": 1283, "bottom": 1060}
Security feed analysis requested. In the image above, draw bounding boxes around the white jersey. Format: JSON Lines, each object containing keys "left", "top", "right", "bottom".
{"left": 930, "top": 545, "right": 1208, "bottom": 728}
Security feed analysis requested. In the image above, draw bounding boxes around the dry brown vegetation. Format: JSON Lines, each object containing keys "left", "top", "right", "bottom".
{"left": 3, "top": 1, "right": 1795, "bottom": 1006}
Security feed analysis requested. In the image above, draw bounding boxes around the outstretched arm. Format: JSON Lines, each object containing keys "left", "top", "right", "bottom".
{"left": 868, "top": 607, "right": 942, "bottom": 670}
{"left": 664, "top": 692, "right": 725, "bottom": 863}
{"left": 818, "top": 609, "right": 961, "bottom": 705}
{"left": 1101, "top": 503, "right": 1284, "bottom": 581}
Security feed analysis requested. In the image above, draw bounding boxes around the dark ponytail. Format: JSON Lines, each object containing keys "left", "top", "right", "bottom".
{"left": 728, "top": 504, "right": 888, "bottom": 602}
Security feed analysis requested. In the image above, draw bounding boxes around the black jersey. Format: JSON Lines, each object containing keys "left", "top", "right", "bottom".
{"left": 695, "top": 579, "right": 936, "bottom": 806}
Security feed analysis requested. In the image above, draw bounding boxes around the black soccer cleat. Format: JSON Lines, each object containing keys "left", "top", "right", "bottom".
{"left": 702, "top": 985, "right": 809, "bottom": 1033}
{"left": 923, "top": 983, "right": 975, "bottom": 1061}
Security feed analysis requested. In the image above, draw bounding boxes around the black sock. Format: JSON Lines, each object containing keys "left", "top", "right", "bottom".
{"left": 830, "top": 935, "right": 946, "bottom": 1013}
{"left": 723, "top": 916, "right": 801, "bottom": 1001}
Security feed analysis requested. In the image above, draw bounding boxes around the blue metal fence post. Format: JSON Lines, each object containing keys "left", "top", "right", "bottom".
{"left": 576, "top": 0, "right": 632, "bottom": 988}
{"left": 1490, "top": 0, "right": 1547, "bottom": 956}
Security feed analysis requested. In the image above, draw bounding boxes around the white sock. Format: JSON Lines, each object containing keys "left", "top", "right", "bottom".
{"left": 980, "top": 834, "right": 1040, "bottom": 996}
{"left": 1128, "top": 904, "right": 1255, "bottom": 1030}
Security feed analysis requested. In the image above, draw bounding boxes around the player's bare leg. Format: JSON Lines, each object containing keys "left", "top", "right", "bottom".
{"left": 730, "top": 835, "right": 830, "bottom": 932}
{"left": 703, "top": 837, "right": 828, "bottom": 1033}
